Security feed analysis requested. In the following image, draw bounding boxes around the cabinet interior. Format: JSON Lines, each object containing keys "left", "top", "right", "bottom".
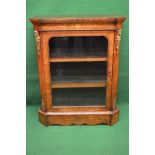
{"left": 49, "top": 36, "right": 108, "bottom": 107}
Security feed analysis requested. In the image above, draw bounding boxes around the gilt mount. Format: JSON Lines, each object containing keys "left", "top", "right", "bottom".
{"left": 34, "top": 31, "right": 40, "bottom": 55}
{"left": 115, "top": 30, "right": 122, "bottom": 52}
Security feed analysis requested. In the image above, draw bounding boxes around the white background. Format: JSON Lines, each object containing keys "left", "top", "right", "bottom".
{"left": 130, "top": 0, "right": 155, "bottom": 154}
{"left": 0, "top": 0, "right": 26, "bottom": 155}
{"left": 0, "top": 0, "right": 155, "bottom": 154}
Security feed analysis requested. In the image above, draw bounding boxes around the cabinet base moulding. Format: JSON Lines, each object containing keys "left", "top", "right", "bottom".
{"left": 38, "top": 108, "right": 119, "bottom": 126}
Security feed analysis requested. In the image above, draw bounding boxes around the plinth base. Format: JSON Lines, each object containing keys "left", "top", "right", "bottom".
{"left": 38, "top": 108, "right": 119, "bottom": 126}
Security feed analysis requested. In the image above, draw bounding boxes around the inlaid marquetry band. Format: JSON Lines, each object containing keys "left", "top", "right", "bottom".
{"left": 34, "top": 31, "right": 41, "bottom": 55}
{"left": 115, "top": 30, "right": 122, "bottom": 53}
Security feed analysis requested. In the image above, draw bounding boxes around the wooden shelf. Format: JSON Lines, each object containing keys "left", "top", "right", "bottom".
{"left": 50, "top": 57, "right": 107, "bottom": 62}
{"left": 52, "top": 81, "right": 106, "bottom": 88}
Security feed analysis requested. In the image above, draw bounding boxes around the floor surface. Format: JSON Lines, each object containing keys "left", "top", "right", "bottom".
{"left": 26, "top": 102, "right": 129, "bottom": 155}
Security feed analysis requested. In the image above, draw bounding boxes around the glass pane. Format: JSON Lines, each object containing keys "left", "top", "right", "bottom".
{"left": 50, "top": 62, "right": 107, "bottom": 83}
{"left": 49, "top": 36, "right": 108, "bottom": 58}
{"left": 52, "top": 88, "right": 106, "bottom": 106}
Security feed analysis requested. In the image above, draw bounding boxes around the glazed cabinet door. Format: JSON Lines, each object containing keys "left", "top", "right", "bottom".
{"left": 39, "top": 30, "right": 115, "bottom": 111}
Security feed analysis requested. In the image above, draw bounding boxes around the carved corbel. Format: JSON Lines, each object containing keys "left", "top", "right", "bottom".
{"left": 115, "top": 30, "right": 122, "bottom": 54}
{"left": 34, "top": 31, "right": 40, "bottom": 55}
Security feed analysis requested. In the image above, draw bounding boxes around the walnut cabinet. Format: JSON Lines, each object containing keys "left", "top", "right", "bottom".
{"left": 29, "top": 16, "right": 126, "bottom": 126}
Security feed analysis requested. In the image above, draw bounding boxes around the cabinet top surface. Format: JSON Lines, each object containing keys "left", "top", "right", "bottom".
{"left": 29, "top": 16, "right": 126, "bottom": 24}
